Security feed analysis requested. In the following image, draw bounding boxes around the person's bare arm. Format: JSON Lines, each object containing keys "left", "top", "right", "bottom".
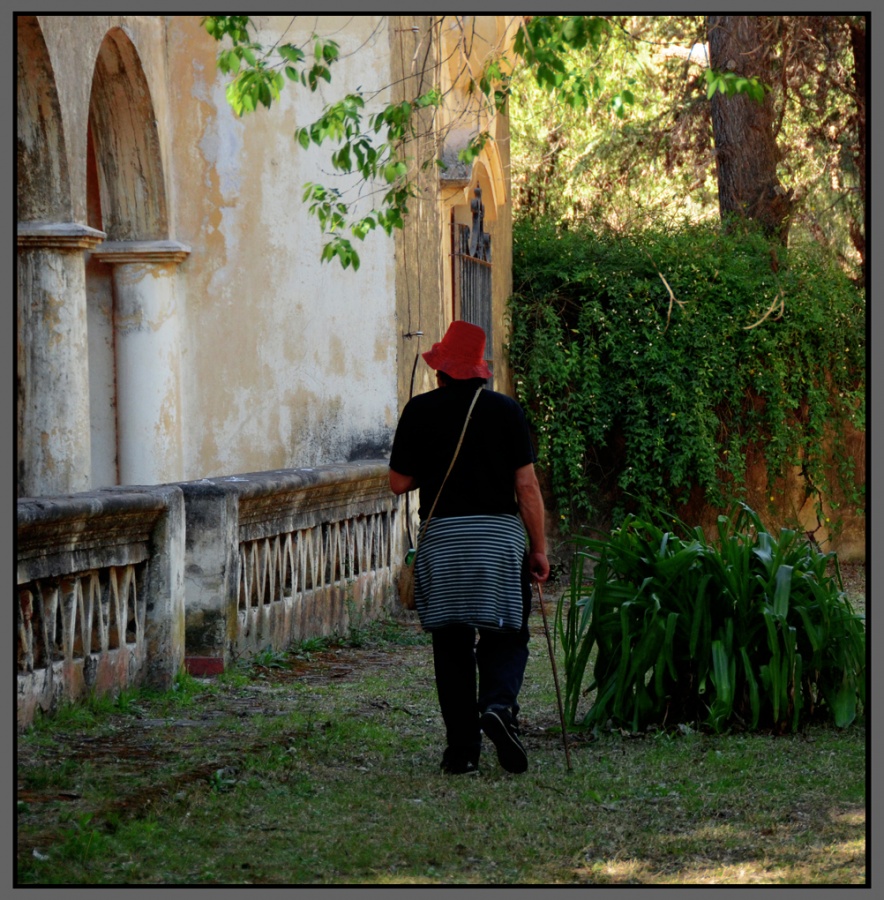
{"left": 389, "top": 469, "right": 418, "bottom": 495}
{"left": 514, "top": 463, "right": 550, "bottom": 583}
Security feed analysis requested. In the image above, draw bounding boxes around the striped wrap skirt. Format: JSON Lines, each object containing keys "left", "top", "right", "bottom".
{"left": 414, "top": 514, "right": 527, "bottom": 632}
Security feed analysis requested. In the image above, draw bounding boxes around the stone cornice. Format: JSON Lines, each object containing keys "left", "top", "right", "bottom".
{"left": 17, "top": 221, "right": 107, "bottom": 251}
{"left": 90, "top": 240, "right": 192, "bottom": 265}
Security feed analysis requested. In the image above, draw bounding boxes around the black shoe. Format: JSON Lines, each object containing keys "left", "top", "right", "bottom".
{"left": 480, "top": 708, "right": 528, "bottom": 774}
{"left": 440, "top": 748, "right": 480, "bottom": 776}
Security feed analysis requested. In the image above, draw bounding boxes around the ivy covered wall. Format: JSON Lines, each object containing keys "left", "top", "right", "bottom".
{"left": 508, "top": 221, "right": 865, "bottom": 560}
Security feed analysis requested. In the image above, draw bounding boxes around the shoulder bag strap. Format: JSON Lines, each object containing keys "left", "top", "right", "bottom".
{"left": 415, "top": 385, "right": 482, "bottom": 550}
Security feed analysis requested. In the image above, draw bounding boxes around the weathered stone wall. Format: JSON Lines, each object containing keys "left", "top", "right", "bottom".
{"left": 180, "top": 461, "right": 401, "bottom": 670}
{"left": 17, "top": 16, "right": 402, "bottom": 496}
{"left": 17, "top": 463, "right": 404, "bottom": 728}
{"left": 17, "top": 486, "right": 185, "bottom": 729}
{"left": 388, "top": 15, "right": 517, "bottom": 408}
{"left": 675, "top": 420, "right": 866, "bottom": 562}
{"left": 166, "top": 16, "right": 402, "bottom": 478}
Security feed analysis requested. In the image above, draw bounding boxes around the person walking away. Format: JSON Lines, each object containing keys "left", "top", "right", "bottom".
{"left": 389, "top": 321, "right": 550, "bottom": 775}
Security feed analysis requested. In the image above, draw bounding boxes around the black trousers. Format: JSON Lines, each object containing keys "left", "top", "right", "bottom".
{"left": 429, "top": 556, "right": 532, "bottom": 761}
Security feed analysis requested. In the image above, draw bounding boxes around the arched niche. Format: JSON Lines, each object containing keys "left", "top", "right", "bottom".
{"left": 17, "top": 15, "right": 72, "bottom": 222}
{"left": 88, "top": 27, "right": 168, "bottom": 241}
{"left": 440, "top": 141, "right": 507, "bottom": 224}
{"left": 87, "top": 26, "right": 189, "bottom": 487}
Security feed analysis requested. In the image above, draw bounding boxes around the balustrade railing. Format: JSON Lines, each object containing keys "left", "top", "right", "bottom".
{"left": 238, "top": 510, "right": 394, "bottom": 612}
{"left": 16, "top": 487, "right": 185, "bottom": 729}
{"left": 17, "top": 463, "right": 405, "bottom": 728}
{"left": 180, "top": 461, "right": 402, "bottom": 669}
{"left": 19, "top": 563, "right": 145, "bottom": 672}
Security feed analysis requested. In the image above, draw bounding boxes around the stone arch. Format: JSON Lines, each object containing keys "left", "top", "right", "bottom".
{"left": 88, "top": 27, "right": 168, "bottom": 240}
{"left": 470, "top": 144, "right": 506, "bottom": 222}
{"left": 16, "top": 15, "right": 72, "bottom": 221}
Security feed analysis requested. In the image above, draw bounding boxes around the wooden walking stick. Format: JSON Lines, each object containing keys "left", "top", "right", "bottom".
{"left": 535, "top": 581, "right": 572, "bottom": 770}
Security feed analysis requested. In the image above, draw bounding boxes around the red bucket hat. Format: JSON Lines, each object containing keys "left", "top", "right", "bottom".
{"left": 422, "top": 320, "right": 492, "bottom": 380}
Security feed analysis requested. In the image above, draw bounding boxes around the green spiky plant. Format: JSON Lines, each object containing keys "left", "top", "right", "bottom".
{"left": 556, "top": 503, "right": 865, "bottom": 734}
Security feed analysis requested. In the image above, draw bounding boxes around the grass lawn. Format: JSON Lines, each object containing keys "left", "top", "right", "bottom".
{"left": 16, "top": 583, "right": 866, "bottom": 885}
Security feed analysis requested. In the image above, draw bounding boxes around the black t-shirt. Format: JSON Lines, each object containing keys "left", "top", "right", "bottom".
{"left": 389, "top": 380, "right": 537, "bottom": 520}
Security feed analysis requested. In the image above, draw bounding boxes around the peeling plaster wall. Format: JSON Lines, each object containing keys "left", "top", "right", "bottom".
{"left": 28, "top": 16, "right": 400, "bottom": 486}
{"left": 22, "top": 16, "right": 514, "bottom": 492}
{"left": 389, "top": 15, "right": 515, "bottom": 406}
{"left": 165, "top": 16, "right": 399, "bottom": 478}
{"left": 489, "top": 102, "right": 514, "bottom": 396}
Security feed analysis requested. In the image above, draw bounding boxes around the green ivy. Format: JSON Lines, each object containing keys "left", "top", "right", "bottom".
{"left": 508, "top": 220, "right": 865, "bottom": 532}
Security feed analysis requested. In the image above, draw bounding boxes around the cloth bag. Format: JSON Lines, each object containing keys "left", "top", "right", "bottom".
{"left": 396, "top": 386, "right": 482, "bottom": 610}
{"left": 398, "top": 548, "right": 417, "bottom": 610}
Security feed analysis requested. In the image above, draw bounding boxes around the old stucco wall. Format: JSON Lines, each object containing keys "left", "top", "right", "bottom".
{"left": 26, "top": 16, "right": 401, "bottom": 490}
{"left": 166, "top": 16, "right": 399, "bottom": 477}
{"left": 22, "top": 16, "right": 517, "bottom": 496}
{"left": 22, "top": 16, "right": 172, "bottom": 228}
{"left": 387, "top": 15, "right": 446, "bottom": 409}
{"left": 488, "top": 92, "right": 514, "bottom": 397}
{"left": 388, "top": 15, "right": 516, "bottom": 409}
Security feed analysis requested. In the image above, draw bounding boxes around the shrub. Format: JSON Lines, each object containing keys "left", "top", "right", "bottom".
{"left": 556, "top": 503, "right": 865, "bottom": 734}
{"left": 508, "top": 220, "right": 865, "bottom": 531}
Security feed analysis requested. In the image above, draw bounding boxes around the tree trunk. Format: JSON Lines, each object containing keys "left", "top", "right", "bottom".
{"left": 848, "top": 16, "right": 866, "bottom": 283}
{"left": 707, "top": 15, "right": 793, "bottom": 243}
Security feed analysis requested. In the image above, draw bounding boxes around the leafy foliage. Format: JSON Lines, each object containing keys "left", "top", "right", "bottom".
{"left": 703, "top": 67, "right": 768, "bottom": 104}
{"left": 556, "top": 504, "right": 865, "bottom": 734}
{"left": 203, "top": 16, "right": 339, "bottom": 115}
{"left": 203, "top": 16, "right": 801, "bottom": 270}
{"left": 508, "top": 219, "right": 865, "bottom": 530}
{"left": 513, "top": 16, "right": 762, "bottom": 117}
{"left": 509, "top": 16, "right": 716, "bottom": 231}
{"left": 512, "top": 16, "right": 614, "bottom": 108}
{"left": 202, "top": 16, "right": 482, "bottom": 270}
{"left": 202, "top": 18, "right": 426, "bottom": 269}
{"left": 295, "top": 88, "right": 443, "bottom": 270}
{"left": 510, "top": 15, "right": 865, "bottom": 279}
{"left": 203, "top": 16, "right": 865, "bottom": 277}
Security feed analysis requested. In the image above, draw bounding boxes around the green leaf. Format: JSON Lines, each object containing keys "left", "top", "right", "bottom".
{"left": 279, "top": 43, "right": 305, "bottom": 64}
{"left": 382, "top": 161, "right": 401, "bottom": 183}
{"left": 258, "top": 80, "right": 271, "bottom": 109}
{"left": 709, "top": 637, "right": 735, "bottom": 731}
{"left": 688, "top": 583, "right": 707, "bottom": 661}
{"left": 830, "top": 673, "right": 857, "bottom": 728}
{"left": 332, "top": 145, "right": 352, "bottom": 171}
{"left": 772, "top": 565, "right": 793, "bottom": 619}
{"left": 321, "top": 39, "right": 340, "bottom": 63}
{"left": 739, "top": 646, "right": 761, "bottom": 729}
{"left": 562, "top": 18, "right": 580, "bottom": 43}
